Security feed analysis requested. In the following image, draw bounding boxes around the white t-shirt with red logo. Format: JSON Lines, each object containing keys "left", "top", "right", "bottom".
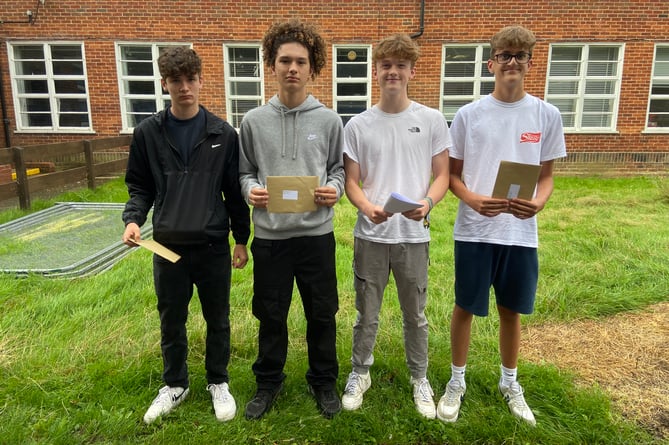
{"left": 449, "top": 93, "right": 566, "bottom": 247}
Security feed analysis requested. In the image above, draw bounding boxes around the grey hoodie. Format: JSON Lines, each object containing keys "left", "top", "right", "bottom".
{"left": 239, "top": 94, "right": 345, "bottom": 240}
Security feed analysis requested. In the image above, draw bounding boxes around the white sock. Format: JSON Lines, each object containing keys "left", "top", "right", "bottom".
{"left": 500, "top": 364, "right": 517, "bottom": 387}
{"left": 450, "top": 363, "right": 466, "bottom": 387}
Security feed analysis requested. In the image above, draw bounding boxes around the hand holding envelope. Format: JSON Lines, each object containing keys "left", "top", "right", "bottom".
{"left": 266, "top": 176, "right": 319, "bottom": 213}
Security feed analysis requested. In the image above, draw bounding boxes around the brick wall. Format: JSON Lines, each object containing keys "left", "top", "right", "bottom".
{"left": 1, "top": 0, "right": 668, "bottom": 173}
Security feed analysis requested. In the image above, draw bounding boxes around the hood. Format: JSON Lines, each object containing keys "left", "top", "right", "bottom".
{"left": 268, "top": 94, "right": 325, "bottom": 159}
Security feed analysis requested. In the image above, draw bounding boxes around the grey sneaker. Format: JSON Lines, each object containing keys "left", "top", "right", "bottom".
{"left": 437, "top": 380, "right": 466, "bottom": 422}
{"left": 143, "top": 385, "right": 189, "bottom": 424}
{"left": 341, "top": 371, "right": 371, "bottom": 411}
{"left": 499, "top": 380, "right": 536, "bottom": 426}
{"left": 208, "top": 382, "right": 236, "bottom": 421}
{"left": 410, "top": 377, "right": 436, "bottom": 419}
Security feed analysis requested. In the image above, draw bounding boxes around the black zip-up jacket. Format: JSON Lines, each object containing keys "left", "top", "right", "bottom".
{"left": 122, "top": 106, "right": 250, "bottom": 247}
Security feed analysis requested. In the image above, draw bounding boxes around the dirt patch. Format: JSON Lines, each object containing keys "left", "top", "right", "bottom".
{"left": 522, "top": 302, "right": 669, "bottom": 440}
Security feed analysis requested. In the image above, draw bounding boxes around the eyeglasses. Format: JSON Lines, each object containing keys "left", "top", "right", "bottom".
{"left": 493, "top": 52, "right": 532, "bottom": 64}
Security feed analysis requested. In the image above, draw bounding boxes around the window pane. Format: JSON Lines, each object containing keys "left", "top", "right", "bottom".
{"left": 444, "top": 47, "right": 476, "bottom": 62}
{"left": 649, "top": 99, "right": 669, "bottom": 113}
{"left": 589, "top": 46, "right": 618, "bottom": 61}
{"left": 124, "top": 61, "right": 154, "bottom": 76}
{"left": 229, "top": 80, "right": 261, "bottom": 96}
{"left": 126, "top": 80, "right": 155, "bottom": 95}
{"left": 230, "top": 99, "right": 260, "bottom": 115}
{"left": 443, "top": 81, "right": 473, "bottom": 95}
{"left": 22, "top": 97, "right": 50, "bottom": 112}
{"left": 551, "top": 46, "right": 582, "bottom": 61}
{"left": 126, "top": 99, "right": 156, "bottom": 114}
{"left": 583, "top": 98, "right": 612, "bottom": 113}
{"left": 59, "top": 98, "right": 88, "bottom": 112}
{"left": 14, "top": 45, "right": 44, "bottom": 59}
{"left": 657, "top": 47, "right": 669, "bottom": 62}
{"left": 480, "top": 81, "right": 494, "bottom": 95}
{"left": 337, "top": 64, "right": 367, "bottom": 78}
{"left": 122, "top": 46, "right": 152, "bottom": 61}
{"left": 561, "top": 114, "right": 575, "bottom": 127}
{"left": 549, "top": 61, "right": 580, "bottom": 76}
{"left": 17, "top": 79, "right": 48, "bottom": 94}
{"left": 442, "top": 99, "right": 471, "bottom": 119}
{"left": 51, "top": 45, "right": 82, "bottom": 60}
{"left": 444, "top": 64, "right": 475, "bottom": 77}
{"left": 53, "top": 60, "right": 84, "bottom": 76}
{"left": 21, "top": 112, "right": 52, "bottom": 127}
{"left": 59, "top": 113, "right": 89, "bottom": 127}
{"left": 587, "top": 61, "right": 617, "bottom": 76}
{"left": 585, "top": 80, "right": 615, "bottom": 94}
{"left": 336, "top": 83, "right": 366, "bottom": 96}
{"left": 548, "top": 98, "right": 577, "bottom": 113}
{"left": 582, "top": 114, "right": 611, "bottom": 127}
{"left": 336, "top": 100, "right": 367, "bottom": 115}
{"left": 54, "top": 79, "right": 86, "bottom": 94}
{"left": 16, "top": 60, "right": 46, "bottom": 76}
{"left": 228, "top": 47, "right": 260, "bottom": 63}
{"left": 655, "top": 61, "right": 669, "bottom": 77}
{"left": 336, "top": 48, "right": 368, "bottom": 63}
{"left": 548, "top": 80, "right": 579, "bottom": 95}
{"left": 230, "top": 62, "right": 259, "bottom": 77}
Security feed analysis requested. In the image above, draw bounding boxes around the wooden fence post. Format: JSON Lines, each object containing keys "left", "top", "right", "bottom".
{"left": 13, "top": 146, "right": 30, "bottom": 210}
{"left": 83, "top": 139, "right": 95, "bottom": 190}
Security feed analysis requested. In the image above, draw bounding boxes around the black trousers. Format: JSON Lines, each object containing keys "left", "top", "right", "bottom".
{"left": 153, "top": 242, "right": 232, "bottom": 388}
{"left": 250, "top": 233, "right": 339, "bottom": 391}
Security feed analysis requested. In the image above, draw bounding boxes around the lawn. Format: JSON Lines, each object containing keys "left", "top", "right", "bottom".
{"left": 0, "top": 176, "right": 667, "bottom": 444}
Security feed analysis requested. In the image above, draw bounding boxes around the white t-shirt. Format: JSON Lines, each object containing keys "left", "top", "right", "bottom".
{"left": 450, "top": 94, "right": 566, "bottom": 248}
{"left": 344, "top": 101, "right": 451, "bottom": 243}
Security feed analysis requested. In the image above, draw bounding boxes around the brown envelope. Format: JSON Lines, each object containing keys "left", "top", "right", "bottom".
{"left": 491, "top": 161, "right": 541, "bottom": 200}
{"left": 266, "top": 176, "right": 319, "bottom": 213}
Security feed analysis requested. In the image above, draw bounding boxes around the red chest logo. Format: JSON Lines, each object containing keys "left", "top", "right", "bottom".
{"left": 520, "top": 132, "right": 541, "bottom": 143}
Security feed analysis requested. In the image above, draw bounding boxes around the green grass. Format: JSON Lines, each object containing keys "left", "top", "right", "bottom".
{"left": 1, "top": 176, "right": 668, "bottom": 444}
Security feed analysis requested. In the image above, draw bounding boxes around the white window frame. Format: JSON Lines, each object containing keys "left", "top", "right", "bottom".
{"left": 8, "top": 41, "right": 93, "bottom": 133}
{"left": 115, "top": 42, "right": 188, "bottom": 133}
{"left": 440, "top": 44, "right": 494, "bottom": 123}
{"left": 545, "top": 43, "right": 624, "bottom": 133}
{"left": 646, "top": 44, "right": 669, "bottom": 133}
{"left": 223, "top": 43, "right": 264, "bottom": 129}
{"left": 332, "top": 45, "right": 371, "bottom": 125}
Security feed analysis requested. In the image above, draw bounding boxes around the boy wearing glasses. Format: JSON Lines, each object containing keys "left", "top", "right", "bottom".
{"left": 437, "top": 26, "right": 566, "bottom": 425}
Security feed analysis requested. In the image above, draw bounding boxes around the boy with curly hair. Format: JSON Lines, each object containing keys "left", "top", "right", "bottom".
{"left": 239, "top": 19, "right": 345, "bottom": 420}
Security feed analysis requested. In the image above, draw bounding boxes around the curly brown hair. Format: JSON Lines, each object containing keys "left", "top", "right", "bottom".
{"left": 262, "top": 18, "right": 327, "bottom": 79}
{"left": 158, "top": 46, "right": 201, "bottom": 79}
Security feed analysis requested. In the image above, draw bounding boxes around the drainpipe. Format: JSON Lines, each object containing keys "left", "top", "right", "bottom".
{"left": 0, "top": 63, "right": 10, "bottom": 147}
{"left": 410, "top": 0, "right": 425, "bottom": 39}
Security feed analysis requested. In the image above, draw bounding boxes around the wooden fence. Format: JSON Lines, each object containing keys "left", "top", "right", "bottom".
{"left": 0, "top": 136, "right": 131, "bottom": 210}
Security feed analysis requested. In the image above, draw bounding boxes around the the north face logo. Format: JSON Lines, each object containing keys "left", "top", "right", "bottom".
{"left": 520, "top": 132, "right": 541, "bottom": 143}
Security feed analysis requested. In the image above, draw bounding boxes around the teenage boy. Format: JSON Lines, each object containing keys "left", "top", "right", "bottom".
{"left": 122, "top": 46, "right": 250, "bottom": 424}
{"left": 239, "top": 19, "right": 345, "bottom": 420}
{"left": 341, "top": 33, "right": 451, "bottom": 419}
{"left": 437, "top": 25, "right": 566, "bottom": 426}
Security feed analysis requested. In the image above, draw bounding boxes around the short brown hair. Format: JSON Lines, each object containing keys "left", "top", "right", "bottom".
{"left": 372, "top": 34, "right": 421, "bottom": 67}
{"left": 158, "top": 46, "right": 201, "bottom": 79}
{"left": 490, "top": 26, "right": 537, "bottom": 55}
{"left": 262, "top": 18, "right": 327, "bottom": 79}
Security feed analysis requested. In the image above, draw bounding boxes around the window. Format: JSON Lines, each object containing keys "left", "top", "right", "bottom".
{"left": 647, "top": 45, "right": 669, "bottom": 131}
{"left": 8, "top": 42, "right": 92, "bottom": 132}
{"left": 333, "top": 45, "right": 371, "bottom": 125}
{"left": 441, "top": 45, "right": 493, "bottom": 123}
{"left": 545, "top": 44, "right": 623, "bottom": 132}
{"left": 116, "top": 43, "right": 186, "bottom": 132}
{"left": 223, "top": 44, "right": 263, "bottom": 128}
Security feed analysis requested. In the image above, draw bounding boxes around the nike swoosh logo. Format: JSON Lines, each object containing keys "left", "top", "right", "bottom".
{"left": 212, "top": 144, "right": 222, "bottom": 148}
{"left": 172, "top": 390, "right": 186, "bottom": 403}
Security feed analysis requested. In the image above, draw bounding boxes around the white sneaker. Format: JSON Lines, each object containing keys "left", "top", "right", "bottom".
{"left": 499, "top": 380, "right": 536, "bottom": 426}
{"left": 410, "top": 377, "right": 436, "bottom": 419}
{"left": 208, "top": 382, "right": 236, "bottom": 421}
{"left": 437, "top": 380, "right": 466, "bottom": 422}
{"left": 341, "top": 371, "right": 371, "bottom": 411}
{"left": 143, "top": 385, "right": 189, "bottom": 424}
